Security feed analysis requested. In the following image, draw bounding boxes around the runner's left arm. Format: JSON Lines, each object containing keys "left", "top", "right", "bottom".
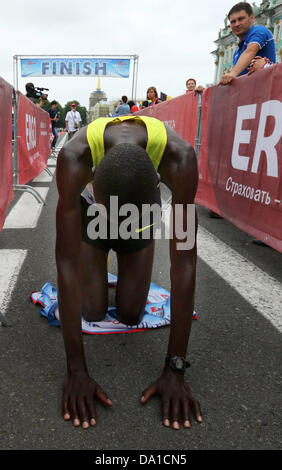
{"left": 141, "top": 131, "right": 202, "bottom": 429}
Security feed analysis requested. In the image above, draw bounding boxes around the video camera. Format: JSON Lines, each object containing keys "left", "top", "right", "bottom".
{"left": 25, "top": 83, "right": 49, "bottom": 101}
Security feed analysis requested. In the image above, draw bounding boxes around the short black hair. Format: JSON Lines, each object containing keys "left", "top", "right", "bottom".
{"left": 93, "top": 143, "right": 158, "bottom": 212}
{"left": 228, "top": 2, "right": 253, "bottom": 19}
{"left": 127, "top": 100, "right": 135, "bottom": 109}
{"left": 51, "top": 100, "right": 57, "bottom": 106}
{"left": 25, "top": 82, "right": 34, "bottom": 91}
{"left": 121, "top": 96, "right": 128, "bottom": 103}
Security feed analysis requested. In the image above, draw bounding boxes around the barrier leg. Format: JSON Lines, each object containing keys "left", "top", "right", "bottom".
{"left": 50, "top": 149, "right": 58, "bottom": 160}
{"left": 50, "top": 133, "right": 67, "bottom": 160}
{"left": 195, "top": 93, "right": 202, "bottom": 159}
{"left": 44, "top": 167, "right": 53, "bottom": 176}
{"left": 13, "top": 184, "right": 47, "bottom": 205}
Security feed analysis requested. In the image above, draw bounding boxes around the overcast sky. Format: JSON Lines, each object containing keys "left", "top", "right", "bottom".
{"left": 2, "top": 0, "right": 238, "bottom": 108}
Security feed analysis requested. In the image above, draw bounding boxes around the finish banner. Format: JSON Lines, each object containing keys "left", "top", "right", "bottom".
{"left": 21, "top": 58, "right": 130, "bottom": 78}
{"left": 17, "top": 92, "right": 51, "bottom": 185}
{"left": 137, "top": 92, "right": 198, "bottom": 149}
{"left": 0, "top": 77, "right": 13, "bottom": 231}
{"left": 197, "top": 64, "right": 282, "bottom": 252}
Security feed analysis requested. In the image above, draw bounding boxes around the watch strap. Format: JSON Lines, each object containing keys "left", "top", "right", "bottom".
{"left": 165, "top": 356, "right": 191, "bottom": 371}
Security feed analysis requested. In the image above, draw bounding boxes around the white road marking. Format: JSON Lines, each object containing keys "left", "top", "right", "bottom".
{"left": 0, "top": 144, "right": 58, "bottom": 318}
{"left": 197, "top": 226, "right": 282, "bottom": 332}
{"left": 0, "top": 249, "right": 27, "bottom": 313}
{"left": 3, "top": 187, "right": 49, "bottom": 229}
{"left": 160, "top": 200, "right": 282, "bottom": 331}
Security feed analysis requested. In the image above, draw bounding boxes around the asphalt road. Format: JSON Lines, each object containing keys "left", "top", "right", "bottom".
{"left": 0, "top": 135, "right": 281, "bottom": 451}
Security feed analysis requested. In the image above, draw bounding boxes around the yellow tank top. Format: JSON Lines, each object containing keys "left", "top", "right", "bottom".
{"left": 86, "top": 115, "right": 167, "bottom": 170}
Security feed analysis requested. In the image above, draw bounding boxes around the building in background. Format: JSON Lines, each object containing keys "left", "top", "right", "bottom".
{"left": 212, "top": 0, "right": 282, "bottom": 84}
{"left": 88, "top": 79, "right": 121, "bottom": 122}
{"left": 89, "top": 78, "right": 107, "bottom": 108}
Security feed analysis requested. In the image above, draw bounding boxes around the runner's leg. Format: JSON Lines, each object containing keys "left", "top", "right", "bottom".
{"left": 115, "top": 242, "right": 155, "bottom": 325}
{"left": 79, "top": 241, "right": 109, "bottom": 322}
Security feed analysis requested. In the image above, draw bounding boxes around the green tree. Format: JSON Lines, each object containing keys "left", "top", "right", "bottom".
{"left": 54, "top": 102, "right": 64, "bottom": 128}
{"left": 41, "top": 98, "right": 51, "bottom": 111}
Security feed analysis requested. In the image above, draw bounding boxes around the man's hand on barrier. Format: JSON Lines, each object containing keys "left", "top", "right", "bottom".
{"left": 218, "top": 71, "right": 237, "bottom": 86}
{"left": 194, "top": 85, "right": 204, "bottom": 93}
{"left": 62, "top": 370, "right": 112, "bottom": 429}
{"left": 141, "top": 368, "right": 202, "bottom": 429}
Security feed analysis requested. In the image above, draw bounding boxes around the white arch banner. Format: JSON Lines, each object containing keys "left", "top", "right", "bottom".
{"left": 13, "top": 54, "right": 139, "bottom": 101}
{"left": 20, "top": 57, "right": 130, "bottom": 78}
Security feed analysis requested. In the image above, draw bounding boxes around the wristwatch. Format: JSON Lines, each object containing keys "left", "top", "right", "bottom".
{"left": 166, "top": 356, "right": 191, "bottom": 373}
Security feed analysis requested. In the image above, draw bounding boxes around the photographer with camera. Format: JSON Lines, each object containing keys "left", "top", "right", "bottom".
{"left": 48, "top": 100, "right": 59, "bottom": 152}
{"left": 25, "top": 83, "right": 49, "bottom": 108}
{"left": 65, "top": 103, "right": 82, "bottom": 140}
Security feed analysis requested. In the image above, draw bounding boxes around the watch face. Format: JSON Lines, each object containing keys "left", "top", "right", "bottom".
{"left": 170, "top": 357, "right": 185, "bottom": 371}
{"left": 175, "top": 357, "right": 184, "bottom": 369}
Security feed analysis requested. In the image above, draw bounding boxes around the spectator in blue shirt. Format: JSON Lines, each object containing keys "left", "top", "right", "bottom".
{"left": 219, "top": 2, "right": 276, "bottom": 85}
{"left": 114, "top": 96, "right": 130, "bottom": 116}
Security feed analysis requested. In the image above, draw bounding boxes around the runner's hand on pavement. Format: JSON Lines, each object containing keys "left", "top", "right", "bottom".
{"left": 141, "top": 368, "right": 202, "bottom": 429}
{"left": 62, "top": 370, "right": 112, "bottom": 429}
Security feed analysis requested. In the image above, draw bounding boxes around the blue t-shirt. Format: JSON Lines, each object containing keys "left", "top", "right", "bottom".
{"left": 233, "top": 25, "right": 276, "bottom": 76}
{"left": 48, "top": 108, "right": 58, "bottom": 128}
{"left": 114, "top": 102, "right": 130, "bottom": 116}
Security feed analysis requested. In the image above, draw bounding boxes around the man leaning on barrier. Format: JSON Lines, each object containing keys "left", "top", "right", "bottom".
{"left": 219, "top": 2, "right": 276, "bottom": 85}
{"left": 56, "top": 115, "right": 202, "bottom": 430}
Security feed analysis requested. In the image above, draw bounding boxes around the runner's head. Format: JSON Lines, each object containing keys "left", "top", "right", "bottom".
{"left": 93, "top": 143, "right": 160, "bottom": 212}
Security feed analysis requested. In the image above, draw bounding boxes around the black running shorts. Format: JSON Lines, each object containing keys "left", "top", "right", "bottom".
{"left": 80, "top": 193, "right": 161, "bottom": 254}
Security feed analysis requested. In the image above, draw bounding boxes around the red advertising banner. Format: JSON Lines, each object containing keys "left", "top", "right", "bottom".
{"left": 17, "top": 92, "right": 51, "bottom": 185}
{"left": 137, "top": 92, "right": 198, "bottom": 148}
{"left": 197, "top": 63, "right": 282, "bottom": 252}
{"left": 0, "top": 77, "right": 13, "bottom": 231}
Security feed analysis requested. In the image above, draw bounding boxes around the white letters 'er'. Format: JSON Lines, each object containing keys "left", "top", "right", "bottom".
{"left": 231, "top": 100, "right": 282, "bottom": 177}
